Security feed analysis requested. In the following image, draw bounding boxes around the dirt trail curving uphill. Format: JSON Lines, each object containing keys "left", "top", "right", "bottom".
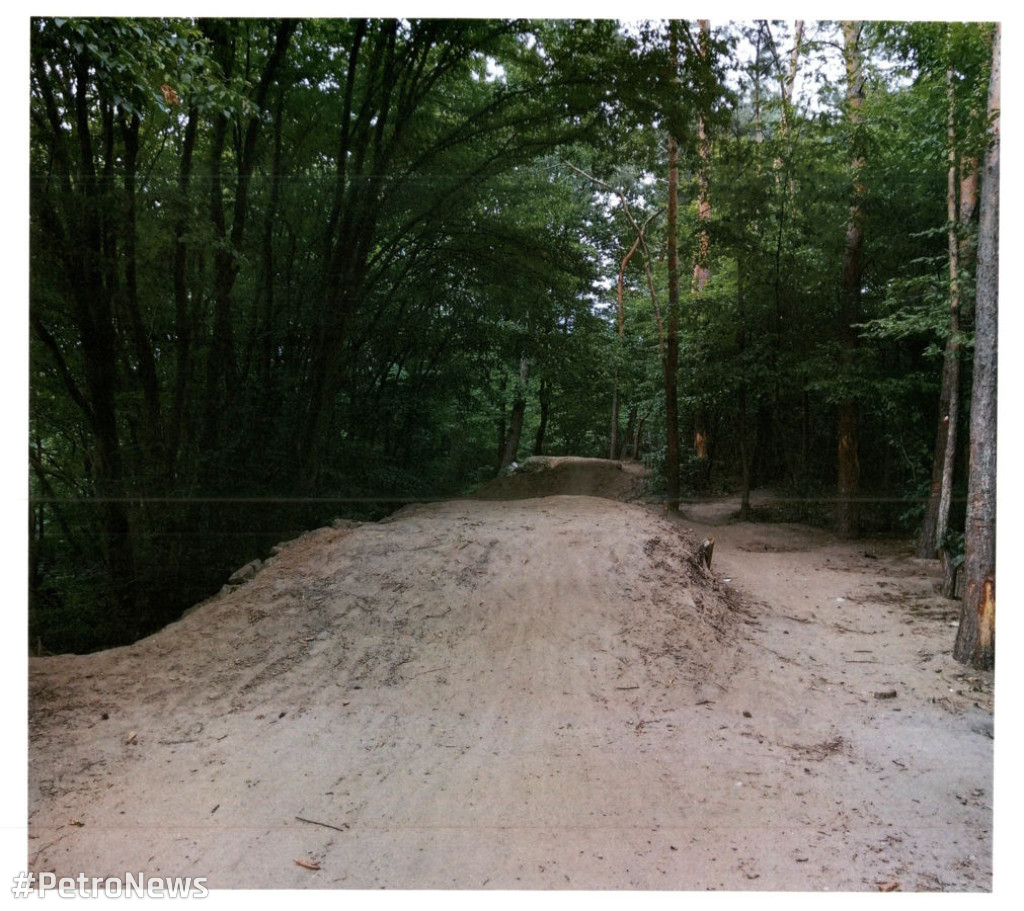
{"left": 28, "top": 461, "right": 993, "bottom": 890}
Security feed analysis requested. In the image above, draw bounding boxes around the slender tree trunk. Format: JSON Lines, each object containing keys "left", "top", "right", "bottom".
{"left": 623, "top": 404, "right": 638, "bottom": 460}
{"left": 119, "top": 110, "right": 163, "bottom": 463}
{"left": 692, "top": 20, "right": 712, "bottom": 294}
{"left": 609, "top": 376, "right": 620, "bottom": 460}
{"left": 954, "top": 24, "right": 999, "bottom": 670}
{"left": 258, "top": 83, "right": 287, "bottom": 388}
{"left": 737, "top": 264, "right": 754, "bottom": 519}
{"left": 610, "top": 230, "right": 638, "bottom": 460}
{"left": 200, "top": 105, "right": 237, "bottom": 459}
{"left": 920, "top": 58, "right": 968, "bottom": 558}
{"left": 690, "top": 20, "right": 712, "bottom": 490}
{"left": 168, "top": 106, "right": 199, "bottom": 480}
{"left": 663, "top": 139, "right": 681, "bottom": 509}
{"left": 837, "top": 21, "right": 866, "bottom": 538}
{"left": 501, "top": 355, "right": 530, "bottom": 469}
{"left": 200, "top": 19, "right": 294, "bottom": 463}
{"left": 738, "top": 385, "right": 752, "bottom": 519}
{"left": 534, "top": 378, "right": 551, "bottom": 456}
{"left": 68, "top": 57, "right": 139, "bottom": 635}
{"left": 780, "top": 20, "right": 803, "bottom": 195}
{"left": 633, "top": 412, "right": 646, "bottom": 460}
{"left": 662, "top": 22, "right": 683, "bottom": 512}
{"left": 958, "top": 154, "right": 980, "bottom": 307}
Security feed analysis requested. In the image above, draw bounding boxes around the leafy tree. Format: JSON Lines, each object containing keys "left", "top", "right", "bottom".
{"left": 29, "top": 17, "right": 1001, "bottom": 660}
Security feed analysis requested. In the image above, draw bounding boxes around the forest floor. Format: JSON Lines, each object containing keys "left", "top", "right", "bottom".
{"left": 27, "top": 457, "right": 994, "bottom": 891}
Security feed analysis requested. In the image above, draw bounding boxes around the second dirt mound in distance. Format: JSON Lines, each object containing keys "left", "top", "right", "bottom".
{"left": 471, "top": 456, "right": 647, "bottom": 503}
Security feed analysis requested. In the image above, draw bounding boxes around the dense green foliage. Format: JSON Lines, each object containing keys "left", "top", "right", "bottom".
{"left": 29, "top": 18, "right": 996, "bottom": 652}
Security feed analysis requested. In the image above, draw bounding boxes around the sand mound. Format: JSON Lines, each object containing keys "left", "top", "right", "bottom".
{"left": 471, "top": 456, "right": 648, "bottom": 502}
{"left": 29, "top": 494, "right": 738, "bottom": 888}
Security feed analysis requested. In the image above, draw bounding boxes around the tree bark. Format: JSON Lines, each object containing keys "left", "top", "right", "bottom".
{"left": 919, "top": 57, "right": 964, "bottom": 559}
{"left": 609, "top": 377, "right": 620, "bottom": 460}
{"left": 954, "top": 24, "right": 999, "bottom": 670}
{"left": 500, "top": 355, "right": 530, "bottom": 470}
{"left": 168, "top": 105, "right": 199, "bottom": 480}
{"left": 737, "top": 263, "right": 754, "bottom": 520}
{"left": 837, "top": 21, "right": 866, "bottom": 538}
{"left": 663, "top": 137, "right": 681, "bottom": 509}
{"left": 534, "top": 378, "right": 551, "bottom": 456}
{"left": 70, "top": 56, "right": 139, "bottom": 634}
{"left": 690, "top": 21, "right": 713, "bottom": 491}
{"left": 609, "top": 237, "right": 635, "bottom": 460}
{"left": 692, "top": 20, "right": 712, "bottom": 294}
{"left": 662, "top": 22, "right": 682, "bottom": 512}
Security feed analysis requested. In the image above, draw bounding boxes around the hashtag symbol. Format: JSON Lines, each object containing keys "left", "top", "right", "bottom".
{"left": 11, "top": 872, "right": 34, "bottom": 898}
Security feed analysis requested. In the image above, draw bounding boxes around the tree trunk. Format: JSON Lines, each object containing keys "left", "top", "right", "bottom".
{"left": 954, "top": 24, "right": 999, "bottom": 671}
{"left": 692, "top": 20, "right": 712, "bottom": 293}
{"left": 663, "top": 22, "right": 683, "bottom": 512}
{"left": 633, "top": 411, "right": 646, "bottom": 460}
{"left": 534, "top": 378, "right": 551, "bottom": 456}
{"left": 623, "top": 404, "right": 638, "bottom": 461}
{"left": 690, "top": 20, "right": 713, "bottom": 492}
{"left": 200, "top": 105, "right": 238, "bottom": 460}
{"left": 258, "top": 82, "right": 287, "bottom": 388}
{"left": 919, "top": 59, "right": 965, "bottom": 559}
{"left": 168, "top": 106, "right": 199, "bottom": 480}
{"left": 70, "top": 58, "right": 139, "bottom": 635}
{"left": 663, "top": 139, "right": 681, "bottom": 509}
{"left": 737, "top": 268, "right": 755, "bottom": 519}
{"left": 119, "top": 110, "right": 164, "bottom": 463}
{"left": 609, "top": 373, "right": 620, "bottom": 460}
{"left": 738, "top": 384, "right": 753, "bottom": 520}
{"left": 200, "top": 19, "right": 294, "bottom": 465}
{"left": 837, "top": 21, "right": 866, "bottom": 538}
{"left": 501, "top": 355, "right": 530, "bottom": 470}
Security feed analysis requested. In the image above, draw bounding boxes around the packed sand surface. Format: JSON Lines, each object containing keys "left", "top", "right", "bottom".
{"left": 28, "top": 458, "right": 993, "bottom": 890}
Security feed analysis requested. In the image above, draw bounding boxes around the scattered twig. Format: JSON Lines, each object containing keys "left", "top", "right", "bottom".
{"left": 295, "top": 816, "right": 349, "bottom": 833}
{"left": 294, "top": 858, "right": 321, "bottom": 871}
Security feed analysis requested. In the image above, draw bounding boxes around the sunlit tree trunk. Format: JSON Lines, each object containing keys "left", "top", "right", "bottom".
{"left": 663, "top": 23, "right": 682, "bottom": 511}
{"left": 920, "top": 56, "right": 965, "bottom": 559}
{"left": 954, "top": 24, "right": 999, "bottom": 670}
{"left": 690, "top": 20, "right": 712, "bottom": 488}
{"left": 692, "top": 20, "right": 712, "bottom": 296}
{"left": 837, "top": 20, "right": 866, "bottom": 538}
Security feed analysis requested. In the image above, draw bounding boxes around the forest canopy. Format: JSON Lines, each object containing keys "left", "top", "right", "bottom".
{"left": 28, "top": 18, "right": 998, "bottom": 658}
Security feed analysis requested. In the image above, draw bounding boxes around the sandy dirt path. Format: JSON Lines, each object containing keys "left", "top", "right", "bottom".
{"left": 27, "top": 462, "right": 993, "bottom": 891}
{"left": 674, "top": 497, "right": 993, "bottom": 891}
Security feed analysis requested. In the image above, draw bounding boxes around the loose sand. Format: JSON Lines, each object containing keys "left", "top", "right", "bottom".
{"left": 28, "top": 458, "right": 993, "bottom": 890}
